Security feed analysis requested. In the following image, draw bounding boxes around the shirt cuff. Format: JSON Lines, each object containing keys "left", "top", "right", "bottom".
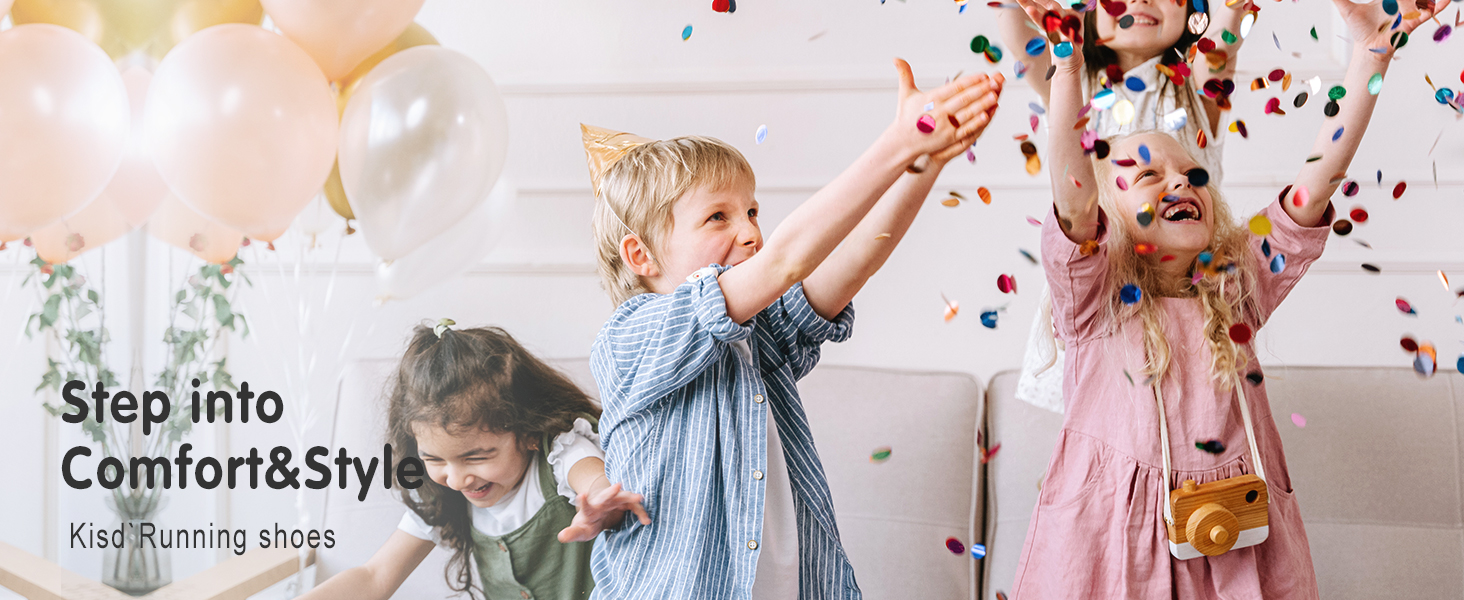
{"left": 547, "top": 418, "right": 605, "bottom": 505}
{"left": 781, "top": 282, "right": 854, "bottom": 343}
{"left": 396, "top": 508, "right": 441, "bottom": 545}
{"left": 1260, "top": 199, "right": 1333, "bottom": 263}
{"left": 683, "top": 264, "right": 753, "bottom": 343}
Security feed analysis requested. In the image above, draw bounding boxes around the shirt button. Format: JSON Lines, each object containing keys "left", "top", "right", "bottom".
{"left": 748, "top": 540, "right": 759, "bottom": 550}
{"left": 753, "top": 394, "right": 765, "bottom": 404}
{"left": 753, "top": 470, "right": 764, "bottom": 480}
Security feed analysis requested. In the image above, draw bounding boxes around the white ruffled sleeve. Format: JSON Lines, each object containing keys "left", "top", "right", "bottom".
{"left": 396, "top": 490, "right": 444, "bottom": 546}
{"left": 546, "top": 417, "right": 605, "bottom": 506}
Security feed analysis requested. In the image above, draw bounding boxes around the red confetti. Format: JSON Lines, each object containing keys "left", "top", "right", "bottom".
{"left": 712, "top": 0, "right": 730, "bottom": 11}
{"left": 1228, "top": 323, "right": 1253, "bottom": 344}
{"left": 1160, "top": 254, "right": 1176, "bottom": 262}
{"left": 946, "top": 537, "right": 966, "bottom": 554}
{"left": 1400, "top": 336, "right": 1419, "bottom": 352}
{"left": 1396, "top": 297, "right": 1416, "bottom": 315}
{"left": 997, "top": 274, "right": 1017, "bottom": 294}
{"left": 1349, "top": 207, "right": 1369, "bottom": 223}
{"left": 1392, "top": 181, "right": 1406, "bottom": 199}
{"left": 1135, "top": 243, "right": 1158, "bottom": 255}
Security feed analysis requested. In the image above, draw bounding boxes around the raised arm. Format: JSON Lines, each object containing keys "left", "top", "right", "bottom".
{"left": 802, "top": 74, "right": 1004, "bottom": 319}
{"left": 1192, "top": 0, "right": 1252, "bottom": 136}
{"left": 1012, "top": 0, "right": 1101, "bottom": 242}
{"left": 1281, "top": 0, "right": 1443, "bottom": 227}
{"left": 297, "top": 530, "right": 434, "bottom": 600}
{"left": 717, "top": 61, "right": 997, "bottom": 323}
{"left": 999, "top": 5, "right": 1053, "bottom": 106}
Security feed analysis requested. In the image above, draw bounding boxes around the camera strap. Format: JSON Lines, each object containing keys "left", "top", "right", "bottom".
{"left": 1154, "top": 373, "right": 1265, "bottom": 526}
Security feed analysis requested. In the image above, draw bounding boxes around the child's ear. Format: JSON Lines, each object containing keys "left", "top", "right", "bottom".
{"left": 620, "top": 234, "right": 660, "bottom": 279}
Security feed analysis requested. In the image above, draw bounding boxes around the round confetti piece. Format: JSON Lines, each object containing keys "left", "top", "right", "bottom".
{"left": 1270, "top": 253, "right": 1286, "bottom": 274}
{"left": 1126, "top": 77, "right": 1147, "bottom": 92}
{"left": 985, "top": 46, "right": 1004, "bottom": 64}
{"left": 682, "top": 25, "right": 693, "bottom": 40}
{"left": 977, "top": 187, "right": 992, "bottom": 204}
{"left": 971, "top": 35, "right": 990, "bottom": 53}
{"left": 1115, "top": 176, "right": 1129, "bottom": 191}
{"left": 1228, "top": 323, "right": 1253, "bottom": 344}
{"left": 1323, "top": 100, "right": 1339, "bottom": 117}
{"left": 1137, "top": 144, "right": 1150, "bottom": 164}
{"left": 870, "top": 446, "right": 892, "bottom": 463}
{"left": 980, "top": 310, "right": 999, "bottom": 329}
{"left": 1327, "top": 85, "right": 1346, "bottom": 101}
{"left": 1349, "top": 207, "right": 1368, "bottom": 222}
{"left": 1042, "top": 10, "right": 1063, "bottom": 32}
{"left": 1239, "top": 12, "right": 1255, "bottom": 38}
{"left": 1414, "top": 353, "right": 1436, "bottom": 377}
{"left": 1053, "top": 41, "right": 1074, "bottom": 58}
{"left": 941, "top": 197, "right": 962, "bottom": 207}
{"left": 1163, "top": 108, "right": 1188, "bottom": 131}
{"left": 1188, "top": 11, "right": 1209, "bottom": 35}
{"left": 1092, "top": 89, "right": 1116, "bottom": 110}
{"left": 1292, "top": 185, "right": 1310, "bottom": 208}
{"left": 1342, "top": 181, "right": 1359, "bottom": 197}
{"left": 1382, "top": 0, "right": 1398, "bottom": 13}
{"left": 1229, "top": 119, "right": 1248, "bottom": 138}
{"left": 1112, "top": 99, "right": 1135, "bottom": 125}
{"left": 1456, "top": 355, "right": 1464, "bottom": 375}
{"left": 1434, "top": 25, "right": 1453, "bottom": 43}
{"left": 1293, "top": 91, "right": 1309, "bottom": 108}
{"left": 1390, "top": 31, "right": 1408, "bottom": 50}
{"left": 1400, "top": 336, "right": 1418, "bottom": 352}
{"left": 1118, "top": 14, "right": 1135, "bottom": 28}
{"left": 1187, "top": 168, "right": 1210, "bottom": 188}
{"left": 1195, "top": 439, "right": 1226, "bottom": 454}
{"left": 1392, "top": 181, "right": 1406, "bottom": 199}
{"left": 1026, "top": 37, "right": 1047, "bottom": 56}
{"left": 1196, "top": 128, "right": 1208, "bottom": 149}
{"left": 997, "top": 274, "right": 1017, "bottom": 294}
{"left": 1367, "top": 73, "right": 1383, "bottom": 95}
{"left": 1290, "top": 413, "right": 1306, "bottom": 428}
{"left": 1396, "top": 297, "right": 1416, "bottom": 315}
{"left": 970, "top": 543, "right": 987, "bottom": 559}
{"left": 1361, "top": 263, "right": 1381, "bottom": 273}
{"left": 1136, "top": 203, "right": 1155, "bottom": 227}
{"left": 1331, "top": 219, "right": 1353, "bottom": 236}
{"left": 1094, "top": 139, "right": 1111, "bottom": 159}
{"left": 1331, "top": 127, "right": 1344, "bottom": 142}
{"left": 1245, "top": 371, "right": 1264, "bottom": 386}
{"left": 1248, "top": 214, "right": 1272, "bottom": 236}
{"left": 1120, "top": 284, "right": 1142, "bottom": 305}
{"left": 1436, "top": 89, "right": 1455, "bottom": 105}
{"left": 1030, "top": 114, "right": 1040, "bottom": 132}
{"left": 755, "top": 124, "right": 768, "bottom": 144}
{"left": 1026, "top": 216, "right": 1043, "bottom": 227}
{"left": 1020, "top": 140, "right": 1038, "bottom": 158}
{"left": 1266, "top": 68, "right": 1285, "bottom": 82}
{"left": 1264, "top": 97, "right": 1281, "bottom": 114}
{"left": 712, "top": 0, "right": 730, "bottom": 11}
{"left": 916, "top": 114, "right": 937, "bottom": 133}
{"left": 1134, "top": 243, "right": 1157, "bottom": 255}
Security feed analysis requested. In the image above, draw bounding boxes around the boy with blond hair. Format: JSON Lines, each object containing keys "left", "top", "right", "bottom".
{"left": 584, "top": 61, "right": 1003, "bottom": 599}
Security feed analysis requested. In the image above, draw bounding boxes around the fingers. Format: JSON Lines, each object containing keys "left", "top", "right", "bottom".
{"left": 940, "top": 80, "right": 999, "bottom": 115}
{"left": 893, "top": 58, "right": 916, "bottom": 98}
{"left": 631, "top": 501, "right": 651, "bottom": 525}
{"left": 928, "top": 71, "right": 991, "bottom": 104}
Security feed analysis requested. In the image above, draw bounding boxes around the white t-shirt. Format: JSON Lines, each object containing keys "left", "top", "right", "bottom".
{"left": 731, "top": 340, "right": 800, "bottom": 600}
{"left": 397, "top": 417, "right": 603, "bottom": 541}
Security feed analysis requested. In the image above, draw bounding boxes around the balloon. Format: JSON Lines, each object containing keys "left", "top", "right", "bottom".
{"left": 0, "top": 0, "right": 12, "bottom": 17}
{"left": 10, "top": 0, "right": 263, "bottom": 62}
{"left": 0, "top": 24, "right": 129, "bottom": 242}
{"left": 31, "top": 196, "right": 133, "bottom": 264}
{"left": 376, "top": 178, "right": 517, "bottom": 302}
{"left": 339, "top": 46, "right": 510, "bottom": 261}
{"left": 260, "top": 0, "right": 425, "bottom": 80}
{"left": 147, "top": 195, "right": 244, "bottom": 264}
{"left": 104, "top": 67, "right": 170, "bottom": 228}
{"left": 293, "top": 194, "right": 337, "bottom": 238}
{"left": 145, "top": 24, "right": 337, "bottom": 242}
{"left": 322, "top": 159, "right": 353, "bottom": 220}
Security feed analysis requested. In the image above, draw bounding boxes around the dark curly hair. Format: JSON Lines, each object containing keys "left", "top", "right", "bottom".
{"left": 386, "top": 324, "right": 600, "bottom": 599}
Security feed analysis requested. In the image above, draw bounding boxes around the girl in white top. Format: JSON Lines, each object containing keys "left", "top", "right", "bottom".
{"left": 998, "top": 0, "right": 1250, "bottom": 411}
{"left": 300, "top": 323, "right": 650, "bottom": 600}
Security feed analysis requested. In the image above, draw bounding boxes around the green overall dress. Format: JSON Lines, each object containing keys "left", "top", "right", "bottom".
{"left": 469, "top": 426, "right": 596, "bottom": 599}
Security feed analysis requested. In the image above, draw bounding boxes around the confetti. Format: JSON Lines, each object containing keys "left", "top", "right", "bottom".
{"left": 1121, "top": 284, "right": 1142, "bottom": 304}
{"left": 874, "top": 233, "right": 892, "bottom": 240}
{"left": 1270, "top": 254, "right": 1286, "bottom": 274}
{"left": 1126, "top": 77, "right": 1147, "bottom": 92}
{"left": 756, "top": 124, "right": 768, "bottom": 144}
{"left": 1113, "top": 99, "right": 1136, "bottom": 125}
{"left": 1414, "top": 351, "right": 1436, "bottom": 377}
{"left": 1138, "top": 144, "right": 1151, "bottom": 164}
{"left": 1324, "top": 100, "right": 1340, "bottom": 117}
{"left": 1228, "top": 323, "right": 1253, "bottom": 344}
{"left": 682, "top": 25, "right": 693, "bottom": 40}
{"left": 1092, "top": 89, "right": 1117, "bottom": 110}
{"left": 971, "top": 35, "right": 990, "bottom": 54}
{"left": 917, "top": 115, "right": 937, "bottom": 133}
{"left": 1163, "top": 108, "right": 1188, "bottom": 131}
{"left": 946, "top": 537, "right": 966, "bottom": 555}
{"left": 1342, "top": 181, "right": 1359, "bottom": 196}
{"left": 1134, "top": 243, "right": 1157, "bottom": 255}
{"left": 942, "top": 293, "right": 960, "bottom": 322}
{"left": 1119, "top": 14, "right": 1135, "bottom": 28}
{"left": 1332, "top": 127, "right": 1344, "bottom": 142}
{"left": 1136, "top": 203, "right": 1155, "bottom": 227}
{"left": 1248, "top": 214, "right": 1272, "bottom": 236}
{"left": 1189, "top": 11, "right": 1210, "bottom": 35}
{"left": 1396, "top": 297, "right": 1416, "bottom": 315}
{"left": 712, "top": 0, "right": 731, "bottom": 12}
{"left": 1439, "top": 270, "right": 1449, "bottom": 290}
{"left": 1332, "top": 219, "right": 1353, "bottom": 236}
{"left": 870, "top": 446, "right": 893, "bottom": 463}
{"left": 1026, "top": 37, "right": 1048, "bottom": 55}
{"left": 998, "top": 274, "right": 1017, "bottom": 294}
{"left": 1361, "top": 263, "right": 1381, "bottom": 273}
{"left": 1027, "top": 216, "right": 1043, "bottom": 226}
{"left": 971, "top": 543, "right": 988, "bottom": 559}
{"left": 1228, "top": 119, "right": 1248, "bottom": 138}
{"left": 1292, "top": 185, "right": 1310, "bottom": 208}
{"left": 941, "top": 197, "right": 962, "bottom": 207}
{"left": 1054, "top": 41, "right": 1074, "bottom": 58}
{"left": 980, "top": 310, "right": 999, "bottom": 328}
{"left": 1245, "top": 371, "right": 1264, "bottom": 385}
{"left": 1195, "top": 440, "right": 1226, "bottom": 454}
{"left": 1392, "top": 181, "right": 1406, "bottom": 199}
{"left": 1400, "top": 336, "right": 1418, "bottom": 352}
{"left": 977, "top": 187, "right": 993, "bottom": 204}
{"left": 1187, "top": 169, "right": 1209, "bottom": 188}
{"left": 1349, "top": 207, "right": 1368, "bottom": 222}
{"left": 1290, "top": 413, "right": 1306, "bottom": 428}
{"left": 1368, "top": 73, "right": 1383, "bottom": 95}
{"left": 1116, "top": 176, "right": 1129, "bottom": 191}
{"left": 1019, "top": 249, "right": 1038, "bottom": 264}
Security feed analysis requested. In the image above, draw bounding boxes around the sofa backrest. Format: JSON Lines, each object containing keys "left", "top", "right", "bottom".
{"left": 317, "top": 359, "right": 987, "bottom": 599}
{"left": 981, "top": 367, "right": 1464, "bottom": 600}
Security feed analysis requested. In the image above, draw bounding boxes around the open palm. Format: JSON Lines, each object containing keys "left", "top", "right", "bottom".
{"left": 1334, "top": 0, "right": 1445, "bottom": 51}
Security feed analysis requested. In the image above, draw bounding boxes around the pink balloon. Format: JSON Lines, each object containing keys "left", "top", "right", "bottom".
{"left": 261, "top": 0, "right": 426, "bottom": 80}
{"left": 145, "top": 24, "right": 337, "bottom": 242}
{"left": 147, "top": 195, "right": 245, "bottom": 264}
{"left": 106, "top": 67, "right": 170, "bottom": 228}
{"left": 0, "top": 24, "right": 129, "bottom": 242}
{"left": 31, "top": 197, "right": 133, "bottom": 264}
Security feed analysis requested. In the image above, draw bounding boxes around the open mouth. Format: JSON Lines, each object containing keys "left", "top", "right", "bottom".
{"left": 1161, "top": 199, "right": 1203, "bottom": 222}
{"left": 462, "top": 482, "right": 493, "bottom": 499}
{"left": 1128, "top": 13, "right": 1159, "bottom": 26}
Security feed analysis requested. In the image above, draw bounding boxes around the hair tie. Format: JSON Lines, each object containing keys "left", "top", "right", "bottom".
{"left": 433, "top": 318, "right": 456, "bottom": 338}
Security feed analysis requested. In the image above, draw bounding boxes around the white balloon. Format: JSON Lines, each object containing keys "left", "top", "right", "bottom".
{"left": 339, "top": 45, "right": 509, "bottom": 261}
{"left": 292, "top": 194, "right": 338, "bottom": 237}
{"left": 375, "top": 178, "right": 516, "bottom": 302}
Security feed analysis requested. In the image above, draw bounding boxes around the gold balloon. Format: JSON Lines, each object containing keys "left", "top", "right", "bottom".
{"left": 326, "top": 22, "right": 437, "bottom": 221}
{"left": 11, "top": 0, "right": 263, "bottom": 61}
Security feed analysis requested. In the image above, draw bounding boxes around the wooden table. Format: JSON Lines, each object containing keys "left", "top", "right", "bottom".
{"left": 0, "top": 542, "right": 314, "bottom": 600}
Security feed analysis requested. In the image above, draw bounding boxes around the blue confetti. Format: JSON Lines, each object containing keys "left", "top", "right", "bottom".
{"left": 1332, "top": 127, "right": 1344, "bottom": 142}
{"left": 1382, "top": 0, "right": 1397, "bottom": 14}
{"left": 1270, "top": 253, "right": 1286, "bottom": 274}
{"left": 756, "top": 125, "right": 768, "bottom": 144}
{"left": 1377, "top": 169, "right": 1383, "bottom": 185}
{"left": 681, "top": 25, "right": 693, "bottom": 40}
{"left": 1261, "top": 238, "right": 1271, "bottom": 258}
{"left": 1192, "top": 0, "right": 1206, "bottom": 12}
{"left": 1120, "top": 284, "right": 1142, "bottom": 305}
{"left": 1053, "top": 41, "right": 1074, "bottom": 58}
{"left": 1457, "top": 355, "right": 1464, "bottom": 375}
{"left": 1138, "top": 144, "right": 1150, "bottom": 164}
{"left": 1019, "top": 248, "right": 1038, "bottom": 264}
{"left": 1029, "top": 102, "right": 1046, "bottom": 115}
{"left": 1198, "top": 251, "right": 1213, "bottom": 265}
{"left": 971, "top": 544, "right": 988, "bottom": 559}
{"left": 1126, "top": 77, "right": 1147, "bottom": 92}
{"left": 1026, "top": 37, "right": 1048, "bottom": 56}
{"left": 980, "top": 310, "right": 999, "bottom": 328}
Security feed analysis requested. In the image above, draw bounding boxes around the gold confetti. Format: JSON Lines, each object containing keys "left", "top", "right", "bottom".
{"left": 1440, "top": 270, "right": 1450, "bottom": 290}
{"left": 875, "top": 232, "right": 892, "bottom": 240}
{"left": 941, "top": 197, "right": 962, "bottom": 207}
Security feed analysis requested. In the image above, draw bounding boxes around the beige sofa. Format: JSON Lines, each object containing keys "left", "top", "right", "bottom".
{"left": 318, "top": 359, "right": 1463, "bottom": 599}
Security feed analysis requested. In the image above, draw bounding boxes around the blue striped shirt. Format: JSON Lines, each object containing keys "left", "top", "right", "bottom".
{"left": 589, "top": 264, "right": 861, "bottom": 600}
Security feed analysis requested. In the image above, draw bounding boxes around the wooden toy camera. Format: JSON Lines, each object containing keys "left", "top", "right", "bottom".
{"left": 1166, "top": 474, "right": 1269, "bottom": 559}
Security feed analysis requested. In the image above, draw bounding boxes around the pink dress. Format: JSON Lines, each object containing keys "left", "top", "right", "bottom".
{"left": 1012, "top": 200, "right": 1330, "bottom": 599}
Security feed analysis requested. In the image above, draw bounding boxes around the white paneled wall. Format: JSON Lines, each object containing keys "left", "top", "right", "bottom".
{"left": 1, "top": 0, "right": 1460, "bottom": 593}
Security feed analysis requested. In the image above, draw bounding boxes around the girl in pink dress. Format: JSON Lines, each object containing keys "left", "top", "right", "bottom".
{"left": 1005, "top": 0, "right": 1446, "bottom": 596}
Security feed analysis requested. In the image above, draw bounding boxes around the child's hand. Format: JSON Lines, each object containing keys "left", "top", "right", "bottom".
{"left": 929, "top": 73, "right": 1005, "bottom": 165}
{"left": 1012, "top": 0, "right": 1084, "bottom": 74}
{"left": 887, "top": 59, "right": 1001, "bottom": 164}
{"left": 557, "top": 482, "right": 651, "bottom": 543}
{"left": 1333, "top": 0, "right": 1443, "bottom": 54}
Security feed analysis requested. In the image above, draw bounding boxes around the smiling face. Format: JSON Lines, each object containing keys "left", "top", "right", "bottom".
{"left": 644, "top": 180, "right": 763, "bottom": 292}
{"left": 1108, "top": 133, "right": 1215, "bottom": 257}
{"left": 414, "top": 423, "right": 534, "bottom": 509}
{"left": 1093, "top": 0, "right": 1189, "bottom": 68}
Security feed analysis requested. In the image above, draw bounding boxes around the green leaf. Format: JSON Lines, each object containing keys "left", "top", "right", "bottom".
{"left": 234, "top": 314, "right": 249, "bottom": 338}
{"left": 89, "top": 289, "right": 100, "bottom": 304}
{"left": 175, "top": 290, "right": 186, "bottom": 304}
{"left": 40, "top": 295, "right": 61, "bottom": 328}
{"left": 212, "top": 295, "right": 234, "bottom": 328}
{"left": 181, "top": 304, "right": 199, "bottom": 320}
{"left": 75, "top": 303, "right": 93, "bottom": 321}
